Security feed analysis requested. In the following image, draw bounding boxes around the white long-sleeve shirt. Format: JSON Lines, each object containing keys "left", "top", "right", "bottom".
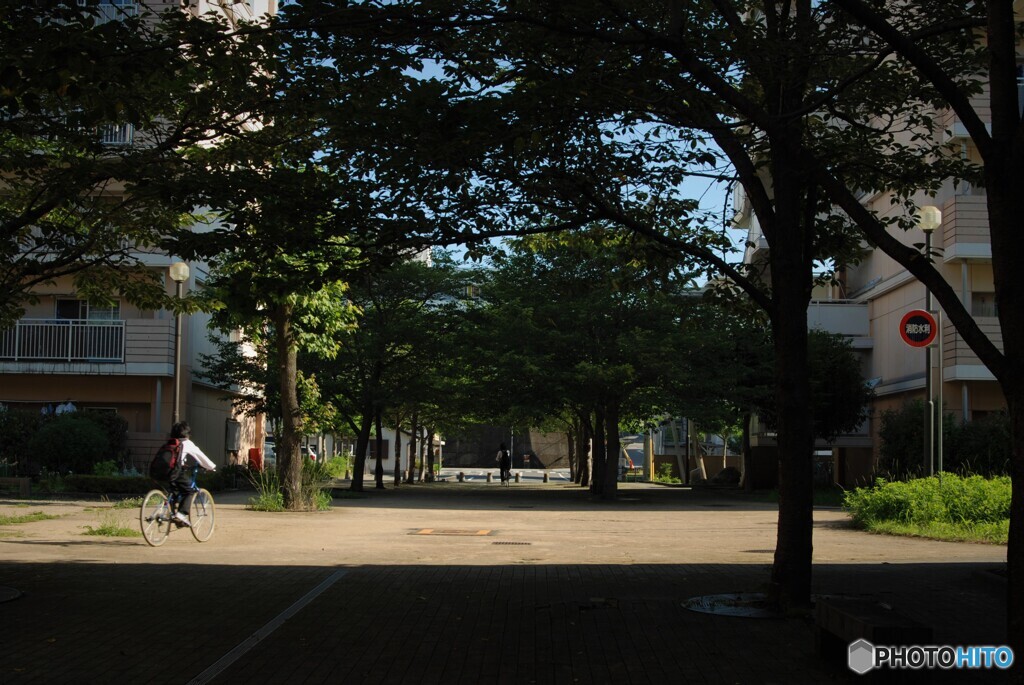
{"left": 180, "top": 438, "right": 216, "bottom": 471}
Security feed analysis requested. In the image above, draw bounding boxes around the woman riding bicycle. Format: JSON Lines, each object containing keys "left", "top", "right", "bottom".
{"left": 166, "top": 421, "right": 216, "bottom": 527}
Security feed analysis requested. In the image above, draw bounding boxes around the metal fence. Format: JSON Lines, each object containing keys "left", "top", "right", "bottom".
{"left": 0, "top": 320, "right": 125, "bottom": 362}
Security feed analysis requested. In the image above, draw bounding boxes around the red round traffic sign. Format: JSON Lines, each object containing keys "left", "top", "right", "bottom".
{"left": 900, "top": 309, "right": 937, "bottom": 347}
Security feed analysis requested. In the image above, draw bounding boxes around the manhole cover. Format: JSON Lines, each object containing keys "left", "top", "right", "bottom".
{"left": 682, "top": 593, "right": 779, "bottom": 618}
{"left": 493, "top": 541, "right": 531, "bottom": 546}
{"left": 0, "top": 586, "right": 23, "bottom": 603}
{"left": 411, "top": 529, "right": 493, "bottom": 536}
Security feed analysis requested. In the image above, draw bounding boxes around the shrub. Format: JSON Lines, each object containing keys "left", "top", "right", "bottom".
{"left": 946, "top": 412, "right": 1011, "bottom": 476}
{"left": 247, "top": 468, "right": 285, "bottom": 511}
{"left": 247, "top": 459, "right": 332, "bottom": 511}
{"left": 92, "top": 460, "right": 120, "bottom": 477}
{"left": 879, "top": 401, "right": 1011, "bottom": 478}
{"left": 877, "top": 401, "right": 925, "bottom": 479}
{"left": 28, "top": 416, "right": 108, "bottom": 474}
{"left": 653, "top": 463, "right": 681, "bottom": 484}
{"left": 78, "top": 412, "right": 129, "bottom": 465}
{"left": 0, "top": 409, "right": 43, "bottom": 473}
{"left": 323, "top": 456, "right": 350, "bottom": 478}
{"left": 844, "top": 474, "right": 1010, "bottom": 527}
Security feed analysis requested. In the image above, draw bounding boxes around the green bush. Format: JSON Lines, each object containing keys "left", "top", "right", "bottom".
{"left": 28, "top": 416, "right": 108, "bottom": 474}
{"left": 946, "top": 412, "right": 1011, "bottom": 476}
{"left": 0, "top": 409, "right": 43, "bottom": 473}
{"left": 653, "top": 463, "right": 681, "bottom": 484}
{"left": 877, "top": 401, "right": 926, "bottom": 479}
{"left": 844, "top": 474, "right": 1010, "bottom": 527}
{"left": 323, "top": 456, "right": 350, "bottom": 478}
{"left": 879, "top": 401, "right": 1011, "bottom": 478}
{"left": 92, "top": 460, "right": 120, "bottom": 477}
{"left": 247, "top": 459, "right": 332, "bottom": 511}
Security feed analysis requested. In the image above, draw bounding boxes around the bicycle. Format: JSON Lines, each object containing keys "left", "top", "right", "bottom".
{"left": 140, "top": 465, "right": 215, "bottom": 547}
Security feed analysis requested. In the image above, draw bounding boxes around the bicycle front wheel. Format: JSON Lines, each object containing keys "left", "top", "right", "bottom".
{"left": 189, "top": 488, "right": 215, "bottom": 542}
{"left": 140, "top": 489, "right": 171, "bottom": 547}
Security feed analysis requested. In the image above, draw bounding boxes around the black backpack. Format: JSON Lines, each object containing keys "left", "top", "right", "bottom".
{"left": 149, "top": 439, "right": 184, "bottom": 480}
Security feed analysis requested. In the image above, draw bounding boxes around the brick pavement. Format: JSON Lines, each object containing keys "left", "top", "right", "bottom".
{"left": 0, "top": 482, "right": 1011, "bottom": 684}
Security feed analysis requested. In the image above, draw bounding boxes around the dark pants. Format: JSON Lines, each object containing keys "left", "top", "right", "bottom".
{"left": 168, "top": 475, "right": 196, "bottom": 515}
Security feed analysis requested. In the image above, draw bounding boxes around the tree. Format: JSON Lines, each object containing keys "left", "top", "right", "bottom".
{"left": 0, "top": 3, "right": 266, "bottom": 325}
{"left": 311, "top": 254, "right": 470, "bottom": 491}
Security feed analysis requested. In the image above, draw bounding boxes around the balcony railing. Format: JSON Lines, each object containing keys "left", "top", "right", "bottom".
{"left": 0, "top": 319, "right": 125, "bottom": 362}
{"left": 99, "top": 122, "right": 133, "bottom": 145}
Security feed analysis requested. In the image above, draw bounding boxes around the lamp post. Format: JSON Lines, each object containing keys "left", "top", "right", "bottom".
{"left": 916, "top": 206, "right": 941, "bottom": 475}
{"left": 168, "top": 261, "right": 190, "bottom": 427}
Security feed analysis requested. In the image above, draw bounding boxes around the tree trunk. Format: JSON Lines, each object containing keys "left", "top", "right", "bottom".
{"left": 591, "top": 406, "right": 605, "bottom": 497}
{"left": 350, "top": 406, "right": 372, "bottom": 492}
{"left": 742, "top": 413, "right": 754, "bottom": 493}
{"left": 765, "top": 125, "right": 816, "bottom": 614}
{"left": 374, "top": 409, "right": 384, "bottom": 489}
{"left": 406, "top": 412, "right": 418, "bottom": 483}
{"left": 425, "top": 432, "right": 436, "bottom": 483}
{"left": 1007, "top": 388, "right": 1024, "bottom": 663}
{"left": 602, "top": 400, "right": 620, "bottom": 500}
{"left": 566, "top": 430, "right": 576, "bottom": 482}
{"left": 393, "top": 415, "right": 403, "bottom": 487}
{"left": 578, "top": 416, "right": 592, "bottom": 487}
{"left": 417, "top": 428, "right": 428, "bottom": 482}
{"left": 272, "top": 301, "right": 303, "bottom": 509}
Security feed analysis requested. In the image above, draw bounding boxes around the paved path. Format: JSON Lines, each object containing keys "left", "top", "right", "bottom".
{"left": 0, "top": 482, "right": 1010, "bottom": 683}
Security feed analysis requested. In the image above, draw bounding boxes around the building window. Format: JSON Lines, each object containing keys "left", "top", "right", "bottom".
{"left": 55, "top": 299, "right": 120, "bottom": 321}
{"left": 971, "top": 292, "right": 997, "bottom": 317}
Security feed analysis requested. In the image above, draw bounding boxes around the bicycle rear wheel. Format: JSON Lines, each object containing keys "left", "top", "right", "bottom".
{"left": 140, "top": 489, "right": 171, "bottom": 547}
{"left": 189, "top": 488, "right": 215, "bottom": 542}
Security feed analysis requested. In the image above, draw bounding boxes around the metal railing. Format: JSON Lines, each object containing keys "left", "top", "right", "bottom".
{"left": 0, "top": 319, "right": 125, "bottom": 362}
{"left": 99, "top": 122, "right": 133, "bottom": 145}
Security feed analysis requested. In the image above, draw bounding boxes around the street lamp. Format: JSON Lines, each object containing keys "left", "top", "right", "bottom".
{"left": 169, "top": 261, "right": 190, "bottom": 427}
{"left": 916, "top": 206, "right": 942, "bottom": 475}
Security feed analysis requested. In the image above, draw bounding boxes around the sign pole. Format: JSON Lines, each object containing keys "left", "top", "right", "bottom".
{"left": 899, "top": 309, "right": 938, "bottom": 476}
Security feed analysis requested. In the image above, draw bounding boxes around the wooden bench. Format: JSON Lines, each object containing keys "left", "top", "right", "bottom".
{"left": 0, "top": 477, "right": 31, "bottom": 498}
{"left": 816, "top": 595, "right": 933, "bottom": 673}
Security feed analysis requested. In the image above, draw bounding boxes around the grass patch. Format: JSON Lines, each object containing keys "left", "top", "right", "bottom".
{"left": 82, "top": 509, "right": 141, "bottom": 537}
{"left": 863, "top": 519, "right": 1008, "bottom": 544}
{"left": 0, "top": 511, "right": 60, "bottom": 525}
{"left": 844, "top": 474, "right": 1009, "bottom": 545}
{"left": 248, "top": 460, "right": 333, "bottom": 511}
{"left": 112, "top": 496, "right": 143, "bottom": 510}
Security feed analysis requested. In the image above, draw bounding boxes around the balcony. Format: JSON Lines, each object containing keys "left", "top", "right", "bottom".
{"left": 941, "top": 194, "right": 991, "bottom": 262}
{"left": 1, "top": 320, "right": 125, "bottom": 362}
{"left": 99, "top": 123, "right": 133, "bottom": 146}
{"left": 0, "top": 319, "right": 175, "bottom": 375}
{"left": 808, "top": 300, "right": 871, "bottom": 345}
{"left": 941, "top": 316, "right": 1002, "bottom": 381}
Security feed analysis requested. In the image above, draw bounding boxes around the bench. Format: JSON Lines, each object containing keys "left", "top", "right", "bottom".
{"left": 815, "top": 596, "right": 933, "bottom": 663}
{"left": 0, "top": 477, "right": 31, "bottom": 498}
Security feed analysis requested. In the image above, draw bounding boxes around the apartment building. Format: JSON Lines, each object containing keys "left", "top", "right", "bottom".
{"left": 734, "top": 66, "right": 1020, "bottom": 486}
{"left": 0, "top": 0, "right": 278, "bottom": 470}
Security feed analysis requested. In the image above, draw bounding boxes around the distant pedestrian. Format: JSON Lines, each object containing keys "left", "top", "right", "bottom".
{"left": 496, "top": 443, "right": 511, "bottom": 484}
